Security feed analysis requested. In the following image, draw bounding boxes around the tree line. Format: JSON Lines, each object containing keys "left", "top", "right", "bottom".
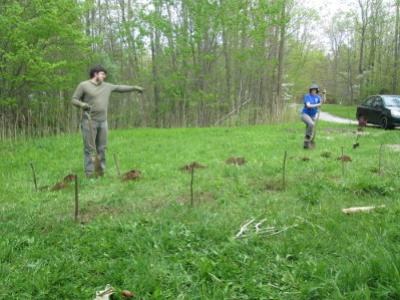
{"left": 0, "top": 0, "right": 399, "bottom": 139}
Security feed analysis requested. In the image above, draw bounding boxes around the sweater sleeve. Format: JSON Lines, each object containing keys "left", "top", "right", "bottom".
{"left": 109, "top": 84, "right": 139, "bottom": 93}
{"left": 71, "top": 82, "right": 85, "bottom": 107}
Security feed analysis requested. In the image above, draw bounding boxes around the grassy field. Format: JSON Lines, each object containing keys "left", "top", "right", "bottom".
{"left": 322, "top": 104, "right": 358, "bottom": 120}
{"left": 1, "top": 118, "right": 400, "bottom": 299}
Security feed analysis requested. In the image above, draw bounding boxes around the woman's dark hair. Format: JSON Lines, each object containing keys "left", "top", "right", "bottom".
{"left": 89, "top": 66, "right": 107, "bottom": 78}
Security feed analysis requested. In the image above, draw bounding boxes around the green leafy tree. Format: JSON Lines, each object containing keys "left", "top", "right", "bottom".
{"left": 0, "top": 0, "right": 90, "bottom": 138}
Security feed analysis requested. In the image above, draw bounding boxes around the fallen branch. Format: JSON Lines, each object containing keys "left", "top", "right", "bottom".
{"left": 267, "top": 225, "right": 298, "bottom": 236}
{"left": 255, "top": 227, "right": 277, "bottom": 234}
{"left": 255, "top": 218, "right": 267, "bottom": 233}
{"left": 235, "top": 219, "right": 255, "bottom": 238}
{"left": 235, "top": 218, "right": 298, "bottom": 238}
{"left": 295, "top": 216, "right": 328, "bottom": 233}
{"left": 94, "top": 284, "right": 115, "bottom": 300}
{"left": 342, "top": 205, "right": 385, "bottom": 214}
{"left": 214, "top": 99, "right": 251, "bottom": 126}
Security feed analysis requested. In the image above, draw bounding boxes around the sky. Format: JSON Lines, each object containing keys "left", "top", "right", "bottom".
{"left": 303, "top": 0, "right": 354, "bottom": 18}
{"left": 300, "top": 0, "right": 357, "bottom": 52}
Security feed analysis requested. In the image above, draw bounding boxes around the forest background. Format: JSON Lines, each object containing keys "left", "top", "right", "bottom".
{"left": 0, "top": 0, "right": 399, "bottom": 139}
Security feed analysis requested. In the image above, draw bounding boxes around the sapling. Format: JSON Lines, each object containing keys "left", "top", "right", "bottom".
{"left": 113, "top": 153, "right": 121, "bottom": 179}
{"left": 29, "top": 162, "right": 38, "bottom": 191}
{"left": 74, "top": 175, "right": 79, "bottom": 223}
{"left": 190, "top": 163, "right": 195, "bottom": 206}
{"left": 282, "top": 151, "right": 287, "bottom": 191}
{"left": 379, "top": 143, "right": 383, "bottom": 175}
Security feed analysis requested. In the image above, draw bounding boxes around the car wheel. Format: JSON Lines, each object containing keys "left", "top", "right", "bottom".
{"left": 380, "top": 116, "right": 389, "bottom": 130}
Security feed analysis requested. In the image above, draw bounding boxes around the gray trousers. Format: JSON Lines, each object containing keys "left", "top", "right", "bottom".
{"left": 81, "top": 118, "right": 108, "bottom": 175}
{"left": 301, "top": 114, "right": 315, "bottom": 139}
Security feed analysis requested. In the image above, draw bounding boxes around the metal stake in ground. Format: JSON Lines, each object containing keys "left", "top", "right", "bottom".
{"left": 353, "top": 132, "right": 361, "bottom": 149}
{"left": 29, "top": 162, "right": 38, "bottom": 191}
{"left": 74, "top": 175, "right": 79, "bottom": 222}
{"left": 190, "top": 164, "right": 195, "bottom": 206}
{"left": 341, "top": 146, "right": 345, "bottom": 176}
{"left": 282, "top": 151, "right": 287, "bottom": 191}
{"left": 379, "top": 143, "right": 384, "bottom": 175}
{"left": 310, "top": 89, "right": 327, "bottom": 149}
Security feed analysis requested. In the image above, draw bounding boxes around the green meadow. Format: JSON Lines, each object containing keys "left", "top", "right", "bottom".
{"left": 2, "top": 115, "right": 400, "bottom": 299}
{"left": 322, "top": 104, "right": 358, "bottom": 120}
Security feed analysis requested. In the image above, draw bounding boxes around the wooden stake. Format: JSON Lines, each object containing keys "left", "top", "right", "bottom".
{"left": 113, "top": 153, "right": 121, "bottom": 178}
{"left": 190, "top": 163, "right": 195, "bottom": 206}
{"left": 379, "top": 143, "right": 383, "bottom": 175}
{"left": 74, "top": 175, "right": 79, "bottom": 222}
{"left": 341, "top": 146, "right": 345, "bottom": 176}
{"left": 29, "top": 162, "right": 38, "bottom": 191}
{"left": 282, "top": 151, "right": 287, "bottom": 191}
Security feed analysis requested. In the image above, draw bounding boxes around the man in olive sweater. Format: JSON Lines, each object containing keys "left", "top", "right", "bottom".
{"left": 72, "top": 65, "right": 144, "bottom": 177}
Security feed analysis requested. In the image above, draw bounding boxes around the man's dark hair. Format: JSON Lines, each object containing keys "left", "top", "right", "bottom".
{"left": 89, "top": 65, "right": 107, "bottom": 78}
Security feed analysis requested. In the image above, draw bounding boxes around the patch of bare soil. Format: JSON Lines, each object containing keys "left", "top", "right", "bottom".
{"left": 265, "top": 179, "right": 285, "bottom": 191}
{"left": 178, "top": 191, "right": 216, "bottom": 204}
{"left": 179, "top": 162, "right": 206, "bottom": 171}
{"left": 51, "top": 173, "right": 78, "bottom": 191}
{"left": 38, "top": 173, "right": 76, "bottom": 191}
{"left": 121, "top": 169, "right": 141, "bottom": 182}
{"left": 289, "top": 156, "right": 311, "bottom": 161}
{"left": 51, "top": 181, "right": 68, "bottom": 191}
{"left": 76, "top": 205, "right": 123, "bottom": 224}
{"left": 336, "top": 155, "right": 352, "bottom": 162}
{"left": 226, "top": 157, "right": 246, "bottom": 165}
{"left": 249, "top": 179, "right": 284, "bottom": 192}
{"left": 63, "top": 174, "right": 75, "bottom": 182}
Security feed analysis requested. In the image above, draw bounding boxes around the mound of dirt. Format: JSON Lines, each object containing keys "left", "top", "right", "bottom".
{"left": 179, "top": 162, "right": 206, "bottom": 172}
{"left": 63, "top": 174, "right": 75, "bottom": 183}
{"left": 51, "top": 181, "right": 68, "bottom": 191}
{"left": 121, "top": 169, "right": 141, "bottom": 182}
{"left": 226, "top": 157, "right": 246, "bottom": 165}
{"left": 336, "top": 155, "right": 352, "bottom": 162}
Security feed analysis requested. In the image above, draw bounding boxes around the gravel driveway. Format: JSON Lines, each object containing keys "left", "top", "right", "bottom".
{"left": 289, "top": 104, "right": 358, "bottom": 125}
{"left": 319, "top": 112, "right": 358, "bottom": 125}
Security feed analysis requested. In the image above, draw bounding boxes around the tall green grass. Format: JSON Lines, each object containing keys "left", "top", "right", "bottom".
{"left": 1, "top": 120, "right": 400, "bottom": 299}
{"left": 322, "top": 104, "right": 358, "bottom": 120}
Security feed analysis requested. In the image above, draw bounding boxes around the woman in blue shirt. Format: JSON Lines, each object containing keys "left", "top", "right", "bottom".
{"left": 301, "top": 84, "right": 326, "bottom": 148}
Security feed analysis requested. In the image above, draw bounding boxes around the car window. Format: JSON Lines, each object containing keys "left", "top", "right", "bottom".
{"left": 364, "top": 96, "right": 375, "bottom": 106}
{"left": 383, "top": 96, "right": 400, "bottom": 107}
{"left": 374, "top": 98, "right": 383, "bottom": 108}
